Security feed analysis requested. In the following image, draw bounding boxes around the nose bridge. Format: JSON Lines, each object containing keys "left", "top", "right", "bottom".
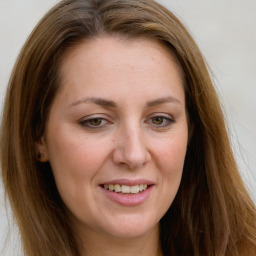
{"left": 113, "top": 120, "right": 150, "bottom": 168}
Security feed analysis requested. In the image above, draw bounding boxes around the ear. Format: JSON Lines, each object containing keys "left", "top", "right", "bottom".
{"left": 35, "top": 136, "right": 49, "bottom": 162}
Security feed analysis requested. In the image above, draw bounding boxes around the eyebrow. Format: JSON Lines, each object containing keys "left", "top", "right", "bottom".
{"left": 69, "top": 97, "right": 117, "bottom": 108}
{"left": 146, "top": 96, "right": 181, "bottom": 107}
{"left": 69, "top": 96, "right": 181, "bottom": 108}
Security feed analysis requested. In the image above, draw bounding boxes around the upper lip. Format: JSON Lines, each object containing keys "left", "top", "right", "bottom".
{"left": 100, "top": 179, "right": 154, "bottom": 186}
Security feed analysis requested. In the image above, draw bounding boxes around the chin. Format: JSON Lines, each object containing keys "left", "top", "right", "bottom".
{"left": 100, "top": 214, "right": 160, "bottom": 239}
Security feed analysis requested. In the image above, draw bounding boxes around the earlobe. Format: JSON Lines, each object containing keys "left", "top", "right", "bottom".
{"left": 35, "top": 136, "right": 49, "bottom": 162}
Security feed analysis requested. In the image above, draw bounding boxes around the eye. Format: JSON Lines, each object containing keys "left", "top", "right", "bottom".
{"left": 147, "top": 114, "right": 175, "bottom": 128}
{"left": 151, "top": 116, "right": 165, "bottom": 125}
{"left": 88, "top": 118, "right": 103, "bottom": 126}
{"left": 79, "top": 115, "right": 109, "bottom": 129}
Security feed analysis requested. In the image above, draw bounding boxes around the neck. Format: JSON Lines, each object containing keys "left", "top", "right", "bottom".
{"left": 76, "top": 224, "right": 163, "bottom": 256}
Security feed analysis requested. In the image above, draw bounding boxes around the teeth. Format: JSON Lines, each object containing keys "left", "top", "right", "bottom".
{"left": 131, "top": 185, "right": 140, "bottom": 194}
{"left": 103, "top": 184, "right": 148, "bottom": 194}
{"left": 122, "top": 185, "right": 131, "bottom": 193}
{"left": 115, "top": 184, "right": 121, "bottom": 192}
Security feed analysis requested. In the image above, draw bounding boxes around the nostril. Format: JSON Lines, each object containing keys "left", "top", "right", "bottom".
{"left": 112, "top": 134, "right": 151, "bottom": 169}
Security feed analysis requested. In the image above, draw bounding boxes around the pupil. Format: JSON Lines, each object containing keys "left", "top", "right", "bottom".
{"left": 91, "top": 118, "right": 101, "bottom": 126}
{"left": 153, "top": 117, "right": 163, "bottom": 124}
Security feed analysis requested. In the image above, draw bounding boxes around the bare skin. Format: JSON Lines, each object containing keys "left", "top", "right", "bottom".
{"left": 37, "top": 36, "right": 188, "bottom": 256}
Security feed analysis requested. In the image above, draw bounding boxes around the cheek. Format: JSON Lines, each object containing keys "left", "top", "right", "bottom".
{"left": 154, "top": 132, "right": 188, "bottom": 198}
{"left": 45, "top": 128, "right": 111, "bottom": 195}
{"left": 48, "top": 129, "right": 102, "bottom": 171}
{"left": 45, "top": 130, "right": 113, "bottom": 215}
{"left": 148, "top": 132, "right": 188, "bottom": 219}
{"left": 156, "top": 134, "right": 188, "bottom": 174}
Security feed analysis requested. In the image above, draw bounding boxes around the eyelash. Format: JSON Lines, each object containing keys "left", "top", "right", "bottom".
{"left": 79, "top": 113, "right": 175, "bottom": 130}
{"left": 146, "top": 114, "right": 175, "bottom": 128}
{"left": 79, "top": 115, "right": 109, "bottom": 129}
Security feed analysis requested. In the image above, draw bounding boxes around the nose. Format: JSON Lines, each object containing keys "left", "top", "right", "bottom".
{"left": 112, "top": 125, "right": 151, "bottom": 169}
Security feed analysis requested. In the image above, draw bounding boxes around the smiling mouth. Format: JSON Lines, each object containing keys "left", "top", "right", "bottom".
{"left": 101, "top": 184, "right": 149, "bottom": 194}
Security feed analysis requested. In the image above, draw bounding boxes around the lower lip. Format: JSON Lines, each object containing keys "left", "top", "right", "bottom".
{"left": 100, "top": 186, "right": 153, "bottom": 206}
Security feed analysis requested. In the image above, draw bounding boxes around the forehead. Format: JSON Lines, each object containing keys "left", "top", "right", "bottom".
{"left": 60, "top": 36, "right": 183, "bottom": 76}
{"left": 56, "top": 36, "right": 185, "bottom": 106}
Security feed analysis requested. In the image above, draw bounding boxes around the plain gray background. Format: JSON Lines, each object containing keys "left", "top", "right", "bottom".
{"left": 1, "top": 0, "right": 256, "bottom": 255}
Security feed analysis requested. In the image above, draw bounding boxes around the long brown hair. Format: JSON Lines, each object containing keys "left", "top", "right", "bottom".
{"left": 1, "top": 0, "right": 256, "bottom": 255}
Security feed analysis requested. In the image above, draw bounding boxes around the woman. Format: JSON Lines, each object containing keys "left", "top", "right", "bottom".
{"left": 1, "top": 0, "right": 256, "bottom": 255}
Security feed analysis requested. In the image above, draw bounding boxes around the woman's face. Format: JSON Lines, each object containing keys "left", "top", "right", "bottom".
{"left": 37, "top": 37, "right": 188, "bottom": 240}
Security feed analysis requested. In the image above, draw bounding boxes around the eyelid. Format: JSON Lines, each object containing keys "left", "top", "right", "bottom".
{"left": 146, "top": 112, "right": 175, "bottom": 121}
{"left": 78, "top": 112, "right": 175, "bottom": 129}
{"left": 79, "top": 114, "right": 112, "bottom": 128}
{"left": 146, "top": 112, "right": 175, "bottom": 127}
{"left": 148, "top": 112, "right": 174, "bottom": 119}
